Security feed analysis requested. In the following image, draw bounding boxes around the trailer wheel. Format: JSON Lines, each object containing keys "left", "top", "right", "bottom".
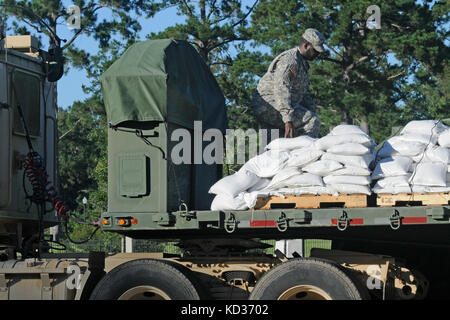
{"left": 90, "top": 259, "right": 201, "bottom": 300}
{"left": 249, "top": 258, "right": 368, "bottom": 300}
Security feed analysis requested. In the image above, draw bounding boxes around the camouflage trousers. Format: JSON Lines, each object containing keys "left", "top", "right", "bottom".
{"left": 251, "top": 93, "right": 321, "bottom": 140}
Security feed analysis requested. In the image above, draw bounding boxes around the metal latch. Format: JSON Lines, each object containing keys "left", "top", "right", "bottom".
{"left": 276, "top": 212, "right": 290, "bottom": 232}
{"left": 152, "top": 213, "right": 174, "bottom": 226}
{"left": 224, "top": 213, "right": 238, "bottom": 233}
{"left": 389, "top": 210, "right": 402, "bottom": 230}
{"left": 287, "top": 210, "right": 311, "bottom": 225}
{"left": 179, "top": 203, "right": 196, "bottom": 221}
{"left": 426, "top": 207, "right": 449, "bottom": 221}
{"left": 337, "top": 211, "right": 350, "bottom": 231}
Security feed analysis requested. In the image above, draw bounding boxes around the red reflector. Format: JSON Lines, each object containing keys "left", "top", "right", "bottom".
{"left": 331, "top": 218, "right": 364, "bottom": 225}
{"left": 402, "top": 217, "right": 427, "bottom": 224}
{"left": 250, "top": 220, "right": 277, "bottom": 227}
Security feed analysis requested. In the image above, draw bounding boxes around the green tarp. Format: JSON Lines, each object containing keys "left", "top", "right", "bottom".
{"left": 101, "top": 39, "right": 227, "bottom": 131}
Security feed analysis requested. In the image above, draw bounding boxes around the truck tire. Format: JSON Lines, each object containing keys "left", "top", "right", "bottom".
{"left": 90, "top": 259, "right": 202, "bottom": 300}
{"left": 249, "top": 258, "right": 368, "bottom": 300}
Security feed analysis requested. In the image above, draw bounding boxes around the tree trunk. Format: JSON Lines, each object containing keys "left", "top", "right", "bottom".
{"left": 359, "top": 118, "right": 370, "bottom": 135}
{"left": 340, "top": 111, "right": 352, "bottom": 125}
{"left": 0, "top": 15, "right": 5, "bottom": 39}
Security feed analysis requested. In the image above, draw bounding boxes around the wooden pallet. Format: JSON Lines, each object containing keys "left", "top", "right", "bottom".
{"left": 377, "top": 193, "right": 450, "bottom": 207}
{"left": 253, "top": 194, "right": 368, "bottom": 210}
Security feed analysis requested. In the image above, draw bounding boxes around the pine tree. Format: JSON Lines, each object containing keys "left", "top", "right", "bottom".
{"left": 249, "top": 0, "right": 449, "bottom": 141}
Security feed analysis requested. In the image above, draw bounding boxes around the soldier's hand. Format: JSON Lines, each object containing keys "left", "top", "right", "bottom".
{"left": 284, "top": 121, "right": 294, "bottom": 138}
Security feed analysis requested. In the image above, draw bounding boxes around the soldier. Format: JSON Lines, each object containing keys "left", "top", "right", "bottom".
{"left": 251, "top": 28, "right": 326, "bottom": 139}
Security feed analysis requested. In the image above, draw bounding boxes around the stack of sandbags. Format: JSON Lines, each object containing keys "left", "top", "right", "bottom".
{"left": 311, "top": 125, "right": 376, "bottom": 195}
{"left": 437, "top": 126, "right": 450, "bottom": 190}
{"left": 262, "top": 136, "right": 329, "bottom": 196}
{"left": 261, "top": 128, "right": 376, "bottom": 197}
{"left": 209, "top": 170, "right": 261, "bottom": 210}
{"left": 209, "top": 149, "right": 291, "bottom": 210}
{"left": 209, "top": 125, "right": 378, "bottom": 210}
{"left": 372, "top": 120, "right": 450, "bottom": 194}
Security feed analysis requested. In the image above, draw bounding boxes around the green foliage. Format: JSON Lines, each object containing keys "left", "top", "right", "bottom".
{"left": 6, "top": 0, "right": 449, "bottom": 248}
{"left": 57, "top": 102, "right": 106, "bottom": 219}
{"left": 249, "top": 0, "right": 449, "bottom": 142}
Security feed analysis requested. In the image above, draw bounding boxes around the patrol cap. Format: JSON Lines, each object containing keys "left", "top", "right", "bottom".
{"left": 302, "top": 28, "right": 326, "bottom": 53}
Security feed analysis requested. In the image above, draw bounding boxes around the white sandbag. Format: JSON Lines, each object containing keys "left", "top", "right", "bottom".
{"left": 210, "top": 193, "right": 248, "bottom": 210}
{"left": 397, "top": 133, "right": 438, "bottom": 145}
{"left": 419, "top": 185, "right": 450, "bottom": 193}
{"left": 438, "top": 129, "right": 450, "bottom": 147}
{"left": 265, "top": 136, "right": 316, "bottom": 150}
{"left": 374, "top": 175, "right": 411, "bottom": 189}
{"left": 314, "top": 134, "right": 374, "bottom": 151}
{"left": 328, "top": 166, "right": 371, "bottom": 176}
{"left": 281, "top": 173, "right": 324, "bottom": 188}
{"left": 377, "top": 136, "right": 426, "bottom": 157}
{"left": 321, "top": 153, "right": 374, "bottom": 169}
{"left": 287, "top": 149, "right": 324, "bottom": 167}
{"left": 412, "top": 145, "right": 450, "bottom": 164}
{"left": 267, "top": 167, "right": 302, "bottom": 189}
{"left": 239, "top": 150, "right": 290, "bottom": 178}
{"left": 302, "top": 160, "right": 343, "bottom": 176}
{"left": 373, "top": 184, "right": 450, "bottom": 194}
{"left": 409, "top": 162, "right": 447, "bottom": 187}
{"left": 323, "top": 175, "right": 371, "bottom": 186}
{"left": 242, "top": 190, "right": 273, "bottom": 209}
{"left": 275, "top": 186, "right": 338, "bottom": 196}
{"left": 326, "top": 184, "right": 372, "bottom": 195}
{"left": 371, "top": 156, "right": 412, "bottom": 180}
{"left": 400, "top": 120, "right": 448, "bottom": 137}
{"left": 209, "top": 171, "right": 260, "bottom": 198}
{"left": 372, "top": 185, "right": 413, "bottom": 194}
{"left": 330, "top": 125, "right": 368, "bottom": 136}
{"left": 247, "top": 178, "right": 271, "bottom": 192}
{"left": 327, "top": 143, "right": 370, "bottom": 156}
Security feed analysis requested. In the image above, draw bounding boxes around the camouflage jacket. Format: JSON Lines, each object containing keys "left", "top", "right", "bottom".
{"left": 255, "top": 47, "right": 315, "bottom": 123}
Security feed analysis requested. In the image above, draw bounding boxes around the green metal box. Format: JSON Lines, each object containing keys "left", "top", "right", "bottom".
{"left": 102, "top": 39, "right": 227, "bottom": 219}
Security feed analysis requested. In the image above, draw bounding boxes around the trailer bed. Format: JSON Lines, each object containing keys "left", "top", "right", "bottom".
{"left": 102, "top": 205, "right": 450, "bottom": 246}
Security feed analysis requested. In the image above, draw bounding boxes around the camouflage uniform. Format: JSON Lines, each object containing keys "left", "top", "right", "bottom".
{"left": 251, "top": 47, "right": 320, "bottom": 138}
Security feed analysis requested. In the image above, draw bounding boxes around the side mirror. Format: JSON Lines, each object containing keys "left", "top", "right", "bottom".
{"left": 40, "top": 44, "right": 65, "bottom": 82}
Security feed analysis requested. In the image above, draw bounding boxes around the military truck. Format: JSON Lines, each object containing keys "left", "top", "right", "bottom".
{"left": 0, "top": 36, "right": 449, "bottom": 300}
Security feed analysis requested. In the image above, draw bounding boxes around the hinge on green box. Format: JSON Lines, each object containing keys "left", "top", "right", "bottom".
{"left": 152, "top": 213, "right": 174, "bottom": 226}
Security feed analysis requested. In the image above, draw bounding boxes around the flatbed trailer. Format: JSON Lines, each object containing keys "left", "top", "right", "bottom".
{"left": 1, "top": 37, "right": 449, "bottom": 301}
{"left": 102, "top": 203, "right": 450, "bottom": 246}
{"left": 1, "top": 204, "right": 448, "bottom": 300}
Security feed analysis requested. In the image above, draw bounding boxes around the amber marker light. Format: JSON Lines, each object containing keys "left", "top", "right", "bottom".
{"left": 118, "top": 219, "right": 126, "bottom": 226}
{"left": 102, "top": 219, "right": 109, "bottom": 225}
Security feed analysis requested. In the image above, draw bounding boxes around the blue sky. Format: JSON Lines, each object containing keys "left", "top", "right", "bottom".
{"left": 57, "top": 4, "right": 188, "bottom": 109}
{"left": 56, "top": 0, "right": 260, "bottom": 109}
{"left": 4, "top": 0, "right": 447, "bottom": 110}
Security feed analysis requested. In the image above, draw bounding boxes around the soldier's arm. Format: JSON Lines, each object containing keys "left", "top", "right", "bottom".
{"left": 273, "top": 58, "right": 296, "bottom": 123}
{"left": 302, "top": 93, "right": 315, "bottom": 111}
